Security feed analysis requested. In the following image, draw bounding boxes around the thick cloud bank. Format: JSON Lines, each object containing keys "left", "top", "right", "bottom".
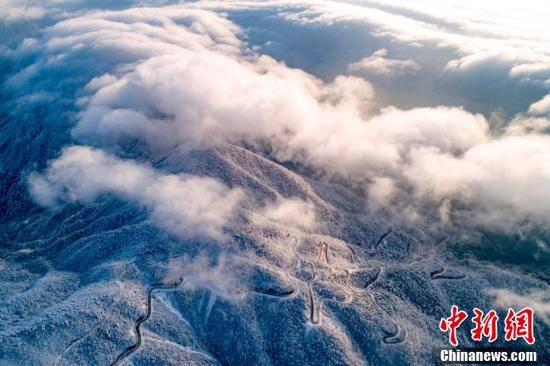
{"left": 62, "top": 6, "right": 550, "bottom": 231}
{"left": 29, "top": 146, "right": 242, "bottom": 240}
{"left": 2, "top": 1, "right": 547, "bottom": 236}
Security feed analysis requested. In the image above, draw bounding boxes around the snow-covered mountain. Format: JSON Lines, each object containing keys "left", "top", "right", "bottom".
{"left": 1, "top": 1, "right": 548, "bottom": 365}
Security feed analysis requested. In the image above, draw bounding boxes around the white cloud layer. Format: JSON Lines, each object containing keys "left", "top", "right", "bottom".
{"left": 0, "top": 3, "right": 45, "bottom": 23}
{"left": 7, "top": 1, "right": 549, "bottom": 234}
{"left": 29, "top": 146, "right": 243, "bottom": 240}
{"left": 268, "top": 0, "right": 550, "bottom": 85}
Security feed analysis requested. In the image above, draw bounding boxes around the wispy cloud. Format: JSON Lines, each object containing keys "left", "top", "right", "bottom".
{"left": 489, "top": 288, "right": 550, "bottom": 325}
{"left": 29, "top": 146, "right": 242, "bottom": 241}
{"left": 348, "top": 49, "right": 420, "bottom": 76}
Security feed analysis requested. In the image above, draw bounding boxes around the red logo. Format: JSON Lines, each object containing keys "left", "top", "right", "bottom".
{"left": 439, "top": 306, "right": 536, "bottom": 346}
{"left": 439, "top": 305, "right": 468, "bottom": 346}
{"left": 471, "top": 308, "right": 499, "bottom": 342}
{"left": 504, "top": 307, "right": 535, "bottom": 345}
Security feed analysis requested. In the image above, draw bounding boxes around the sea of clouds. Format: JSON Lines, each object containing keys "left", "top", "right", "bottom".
{"left": 1, "top": 0, "right": 549, "bottom": 242}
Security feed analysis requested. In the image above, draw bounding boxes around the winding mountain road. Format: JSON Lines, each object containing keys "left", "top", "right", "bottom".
{"left": 110, "top": 277, "right": 184, "bottom": 366}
